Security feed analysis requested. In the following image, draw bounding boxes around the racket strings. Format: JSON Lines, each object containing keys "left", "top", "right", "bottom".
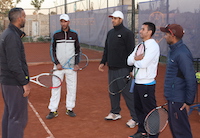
{"left": 136, "top": 43, "right": 145, "bottom": 56}
{"left": 109, "top": 75, "right": 131, "bottom": 95}
{"left": 78, "top": 54, "right": 89, "bottom": 70}
{"left": 145, "top": 108, "right": 168, "bottom": 135}
{"left": 38, "top": 75, "right": 61, "bottom": 88}
{"left": 63, "top": 53, "right": 88, "bottom": 70}
{"left": 68, "top": 56, "right": 76, "bottom": 69}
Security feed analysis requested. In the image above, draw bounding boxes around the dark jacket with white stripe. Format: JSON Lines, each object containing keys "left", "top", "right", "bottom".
{"left": 50, "top": 28, "right": 80, "bottom": 66}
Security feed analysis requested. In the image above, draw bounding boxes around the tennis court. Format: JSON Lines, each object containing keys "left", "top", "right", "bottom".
{"left": 0, "top": 42, "right": 199, "bottom": 138}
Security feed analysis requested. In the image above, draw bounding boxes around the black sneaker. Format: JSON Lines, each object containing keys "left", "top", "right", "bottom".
{"left": 128, "top": 132, "right": 148, "bottom": 138}
{"left": 66, "top": 110, "right": 76, "bottom": 117}
{"left": 46, "top": 111, "right": 58, "bottom": 119}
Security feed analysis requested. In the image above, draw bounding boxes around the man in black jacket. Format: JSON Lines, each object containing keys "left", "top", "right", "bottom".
{"left": 0, "top": 8, "right": 31, "bottom": 138}
{"left": 98, "top": 10, "right": 138, "bottom": 128}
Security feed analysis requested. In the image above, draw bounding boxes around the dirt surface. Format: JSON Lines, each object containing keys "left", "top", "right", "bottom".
{"left": 0, "top": 42, "right": 199, "bottom": 138}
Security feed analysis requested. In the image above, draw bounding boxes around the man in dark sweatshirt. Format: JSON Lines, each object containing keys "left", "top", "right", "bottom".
{"left": 98, "top": 10, "right": 138, "bottom": 128}
{"left": 0, "top": 8, "right": 31, "bottom": 138}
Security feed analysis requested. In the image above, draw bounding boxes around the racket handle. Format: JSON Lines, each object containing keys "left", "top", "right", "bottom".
{"left": 126, "top": 75, "right": 131, "bottom": 79}
{"left": 50, "top": 69, "right": 58, "bottom": 73}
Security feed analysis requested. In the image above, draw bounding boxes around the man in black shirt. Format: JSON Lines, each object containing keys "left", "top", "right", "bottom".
{"left": 98, "top": 10, "right": 138, "bottom": 128}
{"left": 0, "top": 8, "right": 31, "bottom": 138}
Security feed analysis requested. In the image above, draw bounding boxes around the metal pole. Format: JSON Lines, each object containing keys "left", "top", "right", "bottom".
{"left": 132, "top": 0, "right": 135, "bottom": 46}
{"left": 122, "top": 0, "right": 124, "bottom": 11}
{"left": 166, "top": 0, "right": 169, "bottom": 24}
{"left": 64, "top": 0, "right": 67, "bottom": 13}
{"left": 107, "top": 0, "right": 109, "bottom": 33}
{"left": 89, "top": 0, "right": 90, "bottom": 10}
{"left": 132, "top": 0, "right": 135, "bottom": 32}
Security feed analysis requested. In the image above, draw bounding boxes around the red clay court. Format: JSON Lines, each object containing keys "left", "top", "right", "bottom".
{"left": 0, "top": 42, "right": 199, "bottom": 138}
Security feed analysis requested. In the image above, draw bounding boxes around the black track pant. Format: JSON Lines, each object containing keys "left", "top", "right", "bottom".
{"left": 1, "top": 84, "right": 28, "bottom": 138}
{"left": 134, "top": 84, "right": 158, "bottom": 138}
{"left": 108, "top": 68, "right": 138, "bottom": 122}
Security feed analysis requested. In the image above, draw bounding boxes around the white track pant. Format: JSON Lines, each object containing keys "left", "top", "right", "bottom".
{"left": 48, "top": 69, "right": 77, "bottom": 112}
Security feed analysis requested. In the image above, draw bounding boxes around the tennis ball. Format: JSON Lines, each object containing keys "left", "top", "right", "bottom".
{"left": 196, "top": 72, "right": 200, "bottom": 83}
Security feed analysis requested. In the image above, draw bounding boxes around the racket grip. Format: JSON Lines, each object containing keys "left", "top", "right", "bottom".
{"left": 50, "top": 69, "right": 57, "bottom": 73}
{"left": 129, "top": 79, "right": 135, "bottom": 93}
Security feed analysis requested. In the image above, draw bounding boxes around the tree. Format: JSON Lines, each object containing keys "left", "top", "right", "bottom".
{"left": 0, "top": 0, "right": 22, "bottom": 19}
{"left": 0, "top": 0, "right": 14, "bottom": 19}
{"left": 31, "top": 0, "right": 45, "bottom": 14}
{"left": 15, "top": 0, "right": 21, "bottom": 6}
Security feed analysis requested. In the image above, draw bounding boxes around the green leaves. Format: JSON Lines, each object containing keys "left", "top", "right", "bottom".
{"left": 31, "top": 0, "right": 45, "bottom": 11}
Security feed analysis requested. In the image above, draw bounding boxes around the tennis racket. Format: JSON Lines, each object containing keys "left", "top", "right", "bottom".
{"left": 53, "top": 52, "right": 89, "bottom": 71}
{"left": 144, "top": 103, "right": 168, "bottom": 135}
{"left": 135, "top": 41, "right": 145, "bottom": 57}
{"left": 108, "top": 75, "right": 131, "bottom": 95}
{"left": 129, "top": 42, "right": 145, "bottom": 93}
{"left": 30, "top": 73, "right": 62, "bottom": 89}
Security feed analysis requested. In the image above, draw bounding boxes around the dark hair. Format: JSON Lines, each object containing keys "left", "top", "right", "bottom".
{"left": 143, "top": 22, "right": 156, "bottom": 36}
{"left": 8, "top": 8, "right": 24, "bottom": 23}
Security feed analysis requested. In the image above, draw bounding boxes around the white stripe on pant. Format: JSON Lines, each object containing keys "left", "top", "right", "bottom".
{"left": 48, "top": 69, "right": 77, "bottom": 112}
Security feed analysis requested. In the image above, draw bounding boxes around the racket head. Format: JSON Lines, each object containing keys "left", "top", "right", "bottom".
{"left": 62, "top": 54, "right": 76, "bottom": 69}
{"left": 136, "top": 42, "right": 145, "bottom": 56}
{"left": 61, "top": 53, "right": 88, "bottom": 70}
{"left": 78, "top": 53, "right": 89, "bottom": 70}
{"left": 108, "top": 75, "right": 131, "bottom": 95}
{"left": 144, "top": 107, "right": 168, "bottom": 135}
{"left": 37, "top": 73, "right": 62, "bottom": 89}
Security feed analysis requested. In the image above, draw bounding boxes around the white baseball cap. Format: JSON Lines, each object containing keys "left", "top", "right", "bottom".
{"left": 109, "top": 10, "right": 124, "bottom": 19}
{"left": 60, "top": 14, "right": 70, "bottom": 21}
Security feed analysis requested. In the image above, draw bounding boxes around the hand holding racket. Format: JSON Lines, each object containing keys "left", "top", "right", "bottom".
{"left": 52, "top": 52, "right": 89, "bottom": 72}
{"left": 30, "top": 73, "right": 62, "bottom": 89}
{"left": 108, "top": 75, "right": 131, "bottom": 95}
{"left": 144, "top": 103, "right": 168, "bottom": 135}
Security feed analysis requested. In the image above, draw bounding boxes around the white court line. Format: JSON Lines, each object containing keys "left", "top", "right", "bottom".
{"left": 28, "top": 100, "right": 55, "bottom": 138}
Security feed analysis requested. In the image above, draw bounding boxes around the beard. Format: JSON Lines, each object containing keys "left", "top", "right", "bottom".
{"left": 62, "top": 26, "right": 68, "bottom": 31}
{"left": 20, "top": 21, "right": 25, "bottom": 28}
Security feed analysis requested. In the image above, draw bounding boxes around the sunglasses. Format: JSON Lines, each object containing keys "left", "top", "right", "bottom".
{"left": 165, "top": 24, "right": 174, "bottom": 36}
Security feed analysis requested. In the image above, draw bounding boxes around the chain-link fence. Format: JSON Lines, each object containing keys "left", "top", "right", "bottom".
{"left": 0, "top": 0, "right": 136, "bottom": 43}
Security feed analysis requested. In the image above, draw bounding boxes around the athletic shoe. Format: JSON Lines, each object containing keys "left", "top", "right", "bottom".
{"left": 46, "top": 111, "right": 58, "bottom": 119}
{"left": 104, "top": 113, "right": 121, "bottom": 120}
{"left": 128, "top": 132, "right": 148, "bottom": 138}
{"left": 66, "top": 110, "right": 76, "bottom": 117}
{"left": 126, "top": 119, "right": 138, "bottom": 128}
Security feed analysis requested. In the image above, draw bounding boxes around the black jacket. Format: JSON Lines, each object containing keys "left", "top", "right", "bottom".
{"left": 100, "top": 23, "right": 135, "bottom": 69}
{"left": 0, "top": 23, "right": 29, "bottom": 86}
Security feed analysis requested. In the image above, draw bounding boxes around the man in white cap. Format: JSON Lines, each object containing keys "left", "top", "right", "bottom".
{"left": 98, "top": 10, "right": 138, "bottom": 128}
{"left": 46, "top": 14, "right": 80, "bottom": 119}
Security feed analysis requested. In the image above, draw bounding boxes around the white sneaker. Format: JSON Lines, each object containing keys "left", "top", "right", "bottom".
{"left": 105, "top": 113, "right": 122, "bottom": 120}
{"left": 126, "top": 119, "right": 138, "bottom": 128}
